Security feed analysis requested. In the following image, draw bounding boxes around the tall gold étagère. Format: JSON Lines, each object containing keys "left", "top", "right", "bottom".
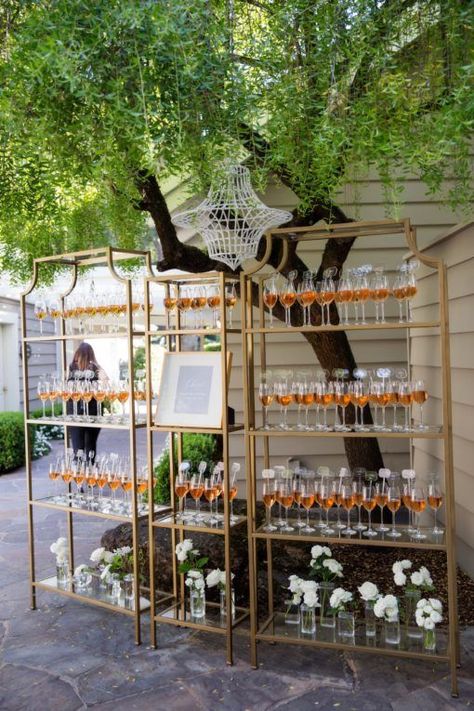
{"left": 240, "top": 219, "right": 459, "bottom": 696}
{"left": 21, "top": 247, "right": 162, "bottom": 645}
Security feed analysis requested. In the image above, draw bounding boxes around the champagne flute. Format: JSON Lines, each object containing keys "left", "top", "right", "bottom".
{"left": 37, "top": 377, "right": 50, "bottom": 419}
{"left": 428, "top": 481, "right": 444, "bottom": 535}
{"left": 204, "top": 477, "right": 218, "bottom": 525}
{"left": 279, "top": 271, "right": 297, "bottom": 328}
{"left": 34, "top": 297, "right": 47, "bottom": 335}
{"left": 410, "top": 486, "right": 427, "bottom": 540}
{"left": 262, "top": 478, "right": 277, "bottom": 532}
{"left": 362, "top": 485, "right": 378, "bottom": 537}
{"left": 398, "top": 381, "right": 413, "bottom": 432}
{"left": 412, "top": 379, "right": 428, "bottom": 430}
{"left": 386, "top": 484, "right": 402, "bottom": 538}
{"left": 300, "top": 480, "right": 315, "bottom": 532}
{"left": 189, "top": 474, "right": 204, "bottom": 521}
{"left": 341, "top": 484, "right": 356, "bottom": 536}
{"left": 352, "top": 479, "right": 367, "bottom": 532}
{"left": 322, "top": 268, "right": 336, "bottom": 326}
{"left": 207, "top": 284, "right": 221, "bottom": 329}
{"left": 192, "top": 285, "right": 207, "bottom": 329}
{"left": 393, "top": 273, "right": 407, "bottom": 323}
{"left": 320, "top": 481, "right": 336, "bottom": 535}
{"left": 297, "top": 271, "right": 316, "bottom": 326}
{"left": 263, "top": 274, "right": 278, "bottom": 328}
{"left": 278, "top": 480, "right": 295, "bottom": 532}
{"left": 375, "top": 481, "right": 389, "bottom": 532}
{"left": 259, "top": 380, "right": 274, "bottom": 431}
{"left": 371, "top": 269, "right": 389, "bottom": 323}
{"left": 336, "top": 271, "right": 353, "bottom": 325}
{"left": 225, "top": 282, "right": 237, "bottom": 328}
{"left": 275, "top": 379, "right": 293, "bottom": 431}
{"left": 175, "top": 471, "right": 190, "bottom": 521}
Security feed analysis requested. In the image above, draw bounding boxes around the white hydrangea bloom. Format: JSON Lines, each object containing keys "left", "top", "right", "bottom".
{"left": 206, "top": 569, "right": 222, "bottom": 588}
{"left": 410, "top": 571, "right": 424, "bottom": 586}
{"left": 322, "top": 559, "right": 343, "bottom": 577}
{"left": 90, "top": 547, "right": 105, "bottom": 563}
{"left": 358, "top": 582, "right": 379, "bottom": 602}
{"left": 303, "top": 589, "right": 320, "bottom": 608}
{"left": 394, "top": 571, "right": 407, "bottom": 586}
{"left": 311, "top": 545, "right": 331, "bottom": 560}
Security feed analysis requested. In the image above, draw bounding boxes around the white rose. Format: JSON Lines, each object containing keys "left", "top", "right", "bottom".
{"left": 358, "top": 582, "right": 379, "bottom": 602}
{"left": 394, "top": 571, "right": 406, "bottom": 586}
{"left": 429, "top": 598, "right": 442, "bottom": 612}
{"left": 183, "top": 539, "right": 194, "bottom": 552}
{"left": 385, "top": 606, "right": 398, "bottom": 622}
{"left": 303, "top": 590, "right": 319, "bottom": 608}
{"left": 329, "top": 588, "right": 351, "bottom": 609}
{"left": 90, "top": 547, "right": 105, "bottom": 563}
{"left": 195, "top": 577, "right": 205, "bottom": 591}
{"left": 292, "top": 592, "right": 302, "bottom": 605}
{"left": 323, "top": 559, "right": 343, "bottom": 577}
{"left": 50, "top": 537, "right": 67, "bottom": 555}
{"left": 184, "top": 577, "right": 193, "bottom": 588}
{"left": 431, "top": 610, "right": 442, "bottom": 624}
{"left": 415, "top": 610, "right": 425, "bottom": 626}
{"left": 288, "top": 575, "right": 303, "bottom": 594}
{"left": 100, "top": 564, "right": 111, "bottom": 581}
{"left": 373, "top": 598, "right": 386, "bottom": 619}
{"left": 187, "top": 570, "right": 203, "bottom": 579}
{"left": 115, "top": 546, "right": 132, "bottom": 556}
{"left": 417, "top": 598, "right": 430, "bottom": 610}
{"left": 419, "top": 566, "right": 433, "bottom": 586}
{"left": 206, "top": 569, "right": 222, "bottom": 588}
{"left": 410, "top": 571, "right": 423, "bottom": 586}
{"left": 103, "top": 551, "right": 114, "bottom": 564}
{"left": 74, "top": 564, "right": 88, "bottom": 577}
{"left": 393, "top": 559, "right": 412, "bottom": 573}
{"left": 311, "top": 545, "right": 331, "bottom": 560}
{"left": 55, "top": 552, "right": 68, "bottom": 565}
{"left": 424, "top": 618, "right": 435, "bottom": 630}
{"left": 384, "top": 595, "right": 398, "bottom": 608}
{"left": 300, "top": 580, "right": 318, "bottom": 594}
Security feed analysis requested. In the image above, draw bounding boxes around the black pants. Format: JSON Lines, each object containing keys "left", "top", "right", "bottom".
{"left": 69, "top": 427, "right": 101, "bottom": 462}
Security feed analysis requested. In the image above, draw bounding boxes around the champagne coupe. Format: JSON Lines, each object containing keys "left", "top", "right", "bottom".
{"left": 375, "top": 481, "right": 390, "bottom": 532}
{"left": 336, "top": 271, "right": 353, "bottom": 326}
{"left": 37, "top": 377, "right": 50, "bottom": 418}
{"left": 300, "top": 480, "right": 315, "bottom": 533}
{"left": 225, "top": 282, "right": 237, "bottom": 328}
{"left": 262, "top": 478, "right": 277, "bottom": 532}
{"left": 207, "top": 283, "right": 221, "bottom": 329}
{"left": 410, "top": 486, "right": 427, "bottom": 540}
{"left": 259, "top": 379, "right": 274, "bottom": 431}
{"left": 386, "top": 484, "right": 402, "bottom": 538}
{"left": 279, "top": 271, "right": 297, "bottom": 328}
{"left": 34, "top": 296, "right": 47, "bottom": 335}
{"left": 340, "top": 483, "right": 356, "bottom": 536}
{"left": 263, "top": 274, "right": 278, "bottom": 328}
{"left": 371, "top": 268, "right": 389, "bottom": 323}
{"left": 412, "top": 379, "right": 428, "bottom": 430}
{"left": 428, "top": 481, "right": 444, "bottom": 535}
{"left": 278, "top": 480, "right": 295, "bottom": 533}
{"left": 362, "top": 485, "right": 378, "bottom": 537}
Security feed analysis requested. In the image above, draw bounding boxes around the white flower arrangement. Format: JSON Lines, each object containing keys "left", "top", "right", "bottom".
{"left": 50, "top": 537, "right": 68, "bottom": 565}
{"left": 329, "top": 587, "right": 353, "bottom": 612}
{"left": 415, "top": 598, "right": 443, "bottom": 630}
{"left": 409, "top": 566, "right": 433, "bottom": 590}
{"left": 300, "top": 580, "right": 319, "bottom": 608}
{"left": 73, "top": 563, "right": 91, "bottom": 577}
{"left": 185, "top": 570, "right": 205, "bottom": 592}
{"left": 374, "top": 594, "right": 399, "bottom": 622}
{"left": 393, "top": 559, "right": 434, "bottom": 592}
{"left": 311, "top": 545, "right": 332, "bottom": 560}
{"left": 392, "top": 559, "right": 412, "bottom": 586}
{"left": 205, "top": 569, "right": 234, "bottom": 591}
{"left": 358, "top": 581, "right": 380, "bottom": 602}
{"left": 309, "top": 545, "right": 343, "bottom": 582}
{"left": 175, "top": 539, "right": 195, "bottom": 563}
{"left": 287, "top": 575, "right": 304, "bottom": 604}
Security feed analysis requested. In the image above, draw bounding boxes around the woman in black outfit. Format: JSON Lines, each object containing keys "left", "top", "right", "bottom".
{"left": 67, "top": 342, "right": 108, "bottom": 461}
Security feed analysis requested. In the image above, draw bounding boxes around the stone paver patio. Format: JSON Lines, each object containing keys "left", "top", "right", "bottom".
{"left": 1, "top": 436, "right": 473, "bottom": 710}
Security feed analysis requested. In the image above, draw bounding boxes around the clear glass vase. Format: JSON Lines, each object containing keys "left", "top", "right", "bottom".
{"left": 107, "top": 573, "right": 121, "bottom": 601}
{"left": 123, "top": 574, "right": 134, "bottom": 607}
{"left": 284, "top": 599, "right": 301, "bottom": 626}
{"left": 300, "top": 604, "right": 316, "bottom": 635}
{"left": 384, "top": 615, "right": 401, "bottom": 645}
{"left": 220, "top": 588, "right": 235, "bottom": 620}
{"left": 338, "top": 611, "right": 355, "bottom": 639}
{"left": 319, "top": 582, "right": 335, "bottom": 628}
{"left": 190, "top": 588, "right": 206, "bottom": 619}
{"left": 423, "top": 627, "right": 436, "bottom": 652}
{"left": 364, "top": 600, "right": 376, "bottom": 637}
{"left": 56, "top": 561, "right": 69, "bottom": 589}
{"left": 404, "top": 589, "right": 422, "bottom": 639}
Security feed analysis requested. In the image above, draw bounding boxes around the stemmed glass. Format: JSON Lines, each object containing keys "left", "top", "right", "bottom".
{"left": 334, "top": 382, "right": 350, "bottom": 432}
{"left": 398, "top": 382, "right": 413, "bottom": 432}
{"left": 177, "top": 286, "right": 193, "bottom": 329}
{"left": 300, "top": 480, "right": 315, "bottom": 532}
{"left": 189, "top": 474, "right": 204, "bottom": 521}
{"left": 428, "top": 482, "right": 444, "bottom": 535}
{"left": 118, "top": 380, "right": 129, "bottom": 423}
{"left": 393, "top": 273, "right": 407, "bottom": 322}
{"left": 301, "top": 380, "right": 315, "bottom": 430}
{"left": 191, "top": 285, "right": 207, "bottom": 329}
{"left": 175, "top": 471, "right": 190, "bottom": 521}
{"left": 164, "top": 285, "right": 178, "bottom": 323}
{"left": 297, "top": 271, "right": 316, "bottom": 326}
{"left": 263, "top": 274, "right": 278, "bottom": 328}
{"left": 322, "top": 268, "right": 336, "bottom": 326}
{"left": 371, "top": 269, "right": 389, "bottom": 323}
{"left": 262, "top": 478, "right": 277, "bottom": 532}
{"left": 410, "top": 486, "right": 427, "bottom": 540}
{"left": 412, "top": 379, "right": 428, "bottom": 430}
{"left": 49, "top": 460, "right": 61, "bottom": 502}
{"left": 94, "top": 381, "right": 106, "bottom": 420}
{"left": 279, "top": 271, "right": 297, "bottom": 328}
{"left": 352, "top": 479, "right": 367, "bottom": 532}
{"left": 81, "top": 380, "right": 93, "bottom": 422}
{"left": 225, "top": 283, "right": 237, "bottom": 328}
{"left": 275, "top": 379, "right": 293, "bottom": 430}
{"left": 403, "top": 261, "right": 419, "bottom": 322}
{"left": 386, "top": 380, "right": 401, "bottom": 431}
{"left": 375, "top": 482, "right": 389, "bottom": 532}
{"left": 336, "top": 271, "right": 353, "bottom": 325}
{"left": 204, "top": 476, "right": 218, "bottom": 525}
{"left": 341, "top": 484, "right": 356, "bottom": 536}
{"left": 320, "top": 481, "right": 336, "bottom": 535}
{"left": 37, "top": 378, "right": 50, "bottom": 418}
{"left": 227, "top": 464, "right": 239, "bottom": 525}
{"left": 259, "top": 379, "right": 274, "bottom": 430}
{"left": 207, "top": 284, "right": 221, "bottom": 329}
{"left": 386, "top": 484, "right": 402, "bottom": 538}
{"left": 362, "top": 485, "right": 378, "bottom": 537}
{"left": 34, "top": 296, "right": 47, "bottom": 335}
{"left": 278, "top": 480, "right": 295, "bottom": 532}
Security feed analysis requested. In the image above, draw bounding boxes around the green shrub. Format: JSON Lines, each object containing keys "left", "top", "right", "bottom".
{"left": 153, "top": 433, "right": 220, "bottom": 504}
{"left": 0, "top": 412, "right": 30, "bottom": 473}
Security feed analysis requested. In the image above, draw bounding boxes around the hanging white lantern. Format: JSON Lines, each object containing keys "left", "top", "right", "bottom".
{"left": 172, "top": 164, "right": 292, "bottom": 270}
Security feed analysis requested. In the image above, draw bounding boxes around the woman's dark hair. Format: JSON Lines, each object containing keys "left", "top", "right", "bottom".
{"left": 70, "top": 342, "right": 99, "bottom": 371}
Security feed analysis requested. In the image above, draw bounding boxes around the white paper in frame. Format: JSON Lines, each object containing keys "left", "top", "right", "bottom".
{"left": 154, "top": 351, "right": 232, "bottom": 429}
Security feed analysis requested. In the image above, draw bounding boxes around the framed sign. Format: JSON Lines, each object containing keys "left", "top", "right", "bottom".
{"left": 155, "top": 351, "right": 230, "bottom": 428}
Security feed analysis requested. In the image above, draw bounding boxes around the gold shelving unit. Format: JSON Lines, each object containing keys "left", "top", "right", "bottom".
{"left": 144, "top": 271, "right": 248, "bottom": 665}
{"left": 240, "top": 219, "right": 459, "bottom": 696}
{"left": 21, "top": 247, "right": 169, "bottom": 644}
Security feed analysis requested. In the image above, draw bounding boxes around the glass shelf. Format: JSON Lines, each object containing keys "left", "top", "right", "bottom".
{"left": 253, "top": 522, "right": 446, "bottom": 550}
{"left": 256, "top": 613, "right": 448, "bottom": 661}
{"left": 35, "top": 576, "right": 150, "bottom": 616}
{"left": 248, "top": 426, "right": 443, "bottom": 439}
{"left": 32, "top": 495, "right": 170, "bottom": 522}
{"left": 154, "top": 598, "right": 249, "bottom": 633}
{"left": 153, "top": 511, "right": 246, "bottom": 535}
{"left": 27, "top": 416, "right": 146, "bottom": 430}
{"left": 24, "top": 331, "right": 145, "bottom": 342}
{"left": 151, "top": 424, "right": 244, "bottom": 434}
{"left": 245, "top": 320, "right": 440, "bottom": 334}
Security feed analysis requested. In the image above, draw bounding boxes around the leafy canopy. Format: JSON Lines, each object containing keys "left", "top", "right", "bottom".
{"left": 0, "top": 0, "right": 472, "bottom": 280}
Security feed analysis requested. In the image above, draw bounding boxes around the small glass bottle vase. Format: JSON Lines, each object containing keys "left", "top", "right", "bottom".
{"left": 123, "top": 574, "right": 134, "bottom": 609}
{"left": 190, "top": 588, "right": 206, "bottom": 620}
{"left": 300, "top": 604, "right": 316, "bottom": 635}
{"left": 220, "top": 588, "right": 235, "bottom": 621}
{"left": 404, "top": 589, "right": 423, "bottom": 639}
{"left": 384, "top": 614, "right": 401, "bottom": 645}
{"left": 284, "top": 599, "right": 301, "bottom": 626}
{"left": 319, "top": 582, "right": 335, "bottom": 628}
{"left": 56, "top": 560, "right": 69, "bottom": 589}
{"left": 423, "top": 627, "right": 436, "bottom": 652}
{"left": 338, "top": 611, "right": 355, "bottom": 639}
{"left": 364, "top": 600, "right": 377, "bottom": 638}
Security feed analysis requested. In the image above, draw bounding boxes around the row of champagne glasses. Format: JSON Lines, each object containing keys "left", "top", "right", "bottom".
{"left": 48, "top": 450, "right": 154, "bottom": 515}
{"left": 261, "top": 467, "right": 443, "bottom": 541}
{"left": 258, "top": 371, "right": 429, "bottom": 432}
{"left": 37, "top": 376, "right": 148, "bottom": 423}
{"left": 262, "top": 262, "right": 419, "bottom": 328}
{"left": 163, "top": 282, "right": 238, "bottom": 329}
{"left": 173, "top": 462, "right": 239, "bottom": 526}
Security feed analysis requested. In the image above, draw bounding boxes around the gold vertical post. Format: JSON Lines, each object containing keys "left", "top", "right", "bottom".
{"left": 145, "top": 276, "right": 157, "bottom": 648}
